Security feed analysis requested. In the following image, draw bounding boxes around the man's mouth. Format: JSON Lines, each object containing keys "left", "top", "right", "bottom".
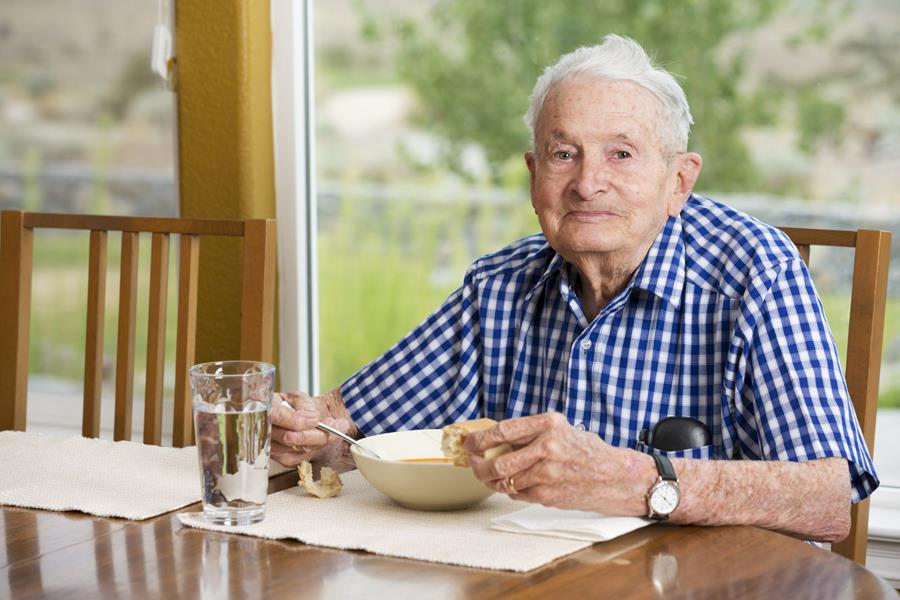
{"left": 566, "top": 210, "right": 619, "bottom": 218}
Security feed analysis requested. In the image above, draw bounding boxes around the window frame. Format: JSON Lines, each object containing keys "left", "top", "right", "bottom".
{"left": 271, "top": 0, "right": 319, "bottom": 394}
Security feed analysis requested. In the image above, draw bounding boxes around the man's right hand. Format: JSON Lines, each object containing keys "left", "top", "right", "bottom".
{"left": 270, "top": 390, "right": 354, "bottom": 467}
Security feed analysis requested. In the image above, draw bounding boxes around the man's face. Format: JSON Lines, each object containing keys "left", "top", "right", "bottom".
{"left": 526, "top": 78, "right": 699, "bottom": 264}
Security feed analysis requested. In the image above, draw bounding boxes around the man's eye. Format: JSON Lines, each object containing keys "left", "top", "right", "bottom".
{"left": 554, "top": 151, "right": 573, "bottom": 160}
{"left": 614, "top": 150, "right": 632, "bottom": 160}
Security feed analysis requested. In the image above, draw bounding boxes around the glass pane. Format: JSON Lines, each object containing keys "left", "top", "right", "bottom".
{"left": 1, "top": 1, "right": 178, "bottom": 440}
{"left": 314, "top": 1, "right": 900, "bottom": 486}
{"left": 314, "top": 0, "right": 537, "bottom": 390}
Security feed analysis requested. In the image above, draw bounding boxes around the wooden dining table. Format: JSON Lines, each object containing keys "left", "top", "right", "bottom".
{"left": 1, "top": 469, "right": 895, "bottom": 599}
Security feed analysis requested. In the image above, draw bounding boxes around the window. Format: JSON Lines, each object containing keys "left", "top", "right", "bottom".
{"left": 1, "top": 0, "right": 178, "bottom": 440}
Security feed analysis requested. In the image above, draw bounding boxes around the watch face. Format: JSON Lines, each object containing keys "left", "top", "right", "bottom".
{"left": 650, "top": 482, "right": 680, "bottom": 515}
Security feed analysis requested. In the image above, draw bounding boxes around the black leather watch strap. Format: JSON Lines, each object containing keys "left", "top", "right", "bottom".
{"left": 652, "top": 453, "right": 677, "bottom": 481}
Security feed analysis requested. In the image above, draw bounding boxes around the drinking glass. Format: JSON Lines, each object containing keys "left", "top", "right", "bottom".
{"left": 190, "top": 360, "right": 275, "bottom": 525}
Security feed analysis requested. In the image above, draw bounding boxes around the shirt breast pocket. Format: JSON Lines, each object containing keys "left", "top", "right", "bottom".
{"left": 636, "top": 442, "right": 717, "bottom": 460}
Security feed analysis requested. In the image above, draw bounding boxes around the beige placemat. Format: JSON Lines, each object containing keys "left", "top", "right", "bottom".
{"left": 178, "top": 470, "right": 593, "bottom": 572}
{"left": 0, "top": 431, "right": 296, "bottom": 521}
{"left": 268, "top": 460, "right": 292, "bottom": 477}
{"left": 0, "top": 430, "right": 199, "bottom": 520}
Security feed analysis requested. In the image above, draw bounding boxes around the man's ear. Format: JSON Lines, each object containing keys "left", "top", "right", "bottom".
{"left": 666, "top": 152, "right": 703, "bottom": 216}
{"left": 525, "top": 151, "right": 538, "bottom": 212}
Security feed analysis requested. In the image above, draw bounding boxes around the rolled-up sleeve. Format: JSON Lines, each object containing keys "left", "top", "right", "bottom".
{"left": 733, "top": 258, "right": 878, "bottom": 503}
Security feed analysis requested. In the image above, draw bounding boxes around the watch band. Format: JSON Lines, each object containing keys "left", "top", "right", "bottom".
{"left": 652, "top": 453, "right": 677, "bottom": 481}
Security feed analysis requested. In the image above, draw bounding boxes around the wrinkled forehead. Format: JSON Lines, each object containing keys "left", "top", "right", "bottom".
{"left": 535, "top": 77, "right": 667, "bottom": 145}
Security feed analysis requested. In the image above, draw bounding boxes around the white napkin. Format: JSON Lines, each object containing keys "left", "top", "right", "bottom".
{"left": 491, "top": 504, "right": 651, "bottom": 542}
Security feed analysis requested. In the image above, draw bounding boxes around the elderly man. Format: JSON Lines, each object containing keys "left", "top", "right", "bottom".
{"left": 273, "top": 35, "right": 876, "bottom": 542}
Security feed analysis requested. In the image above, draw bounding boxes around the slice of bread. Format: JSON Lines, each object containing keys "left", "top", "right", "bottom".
{"left": 298, "top": 460, "right": 343, "bottom": 498}
{"left": 441, "top": 418, "right": 512, "bottom": 467}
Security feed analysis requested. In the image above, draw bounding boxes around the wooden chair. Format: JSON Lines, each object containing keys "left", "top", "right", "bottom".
{"left": 780, "top": 227, "right": 892, "bottom": 566}
{"left": 0, "top": 211, "right": 276, "bottom": 447}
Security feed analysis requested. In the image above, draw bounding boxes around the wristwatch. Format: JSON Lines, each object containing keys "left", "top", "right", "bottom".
{"left": 646, "top": 454, "right": 680, "bottom": 520}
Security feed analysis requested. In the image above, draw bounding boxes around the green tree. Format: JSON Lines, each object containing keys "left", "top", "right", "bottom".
{"left": 371, "top": 0, "right": 838, "bottom": 192}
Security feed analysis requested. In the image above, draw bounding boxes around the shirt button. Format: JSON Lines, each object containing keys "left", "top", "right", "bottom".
{"left": 575, "top": 422, "right": 586, "bottom": 431}
{"left": 580, "top": 339, "right": 592, "bottom": 351}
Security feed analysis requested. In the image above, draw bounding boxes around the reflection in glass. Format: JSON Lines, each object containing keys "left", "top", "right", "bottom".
{"left": 4, "top": 511, "right": 44, "bottom": 598}
{"left": 92, "top": 520, "right": 116, "bottom": 597}
{"left": 201, "top": 533, "right": 265, "bottom": 599}
{"left": 152, "top": 517, "right": 180, "bottom": 598}
{"left": 124, "top": 525, "right": 148, "bottom": 597}
{"left": 650, "top": 551, "right": 679, "bottom": 597}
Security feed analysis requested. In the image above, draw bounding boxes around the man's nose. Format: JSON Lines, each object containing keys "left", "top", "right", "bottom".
{"left": 571, "top": 153, "right": 610, "bottom": 200}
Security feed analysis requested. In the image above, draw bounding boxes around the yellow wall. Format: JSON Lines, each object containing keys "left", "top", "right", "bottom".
{"left": 174, "top": 0, "right": 275, "bottom": 363}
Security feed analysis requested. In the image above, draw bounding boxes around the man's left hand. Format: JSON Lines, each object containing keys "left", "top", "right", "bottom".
{"left": 465, "top": 412, "right": 653, "bottom": 516}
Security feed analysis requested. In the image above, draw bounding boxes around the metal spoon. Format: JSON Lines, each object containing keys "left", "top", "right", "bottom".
{"left": 279, "top": 399, "right": 382, "bottom": 459}
{"left": 315, "top": 422, "right": 382, "bottom": 460}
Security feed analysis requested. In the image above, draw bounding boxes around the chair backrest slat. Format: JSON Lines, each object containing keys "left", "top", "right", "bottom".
{"left": 844, "top": 230, "right": 891, "bottom": 453}
{"left": 82, "top": 230, "right": 108, "bottom": 439}
{"left": 829, "top": 230, "right": 892, "bottom": 564}
{"left": 780, "top": 227, "right": 856, "bottom": 248}
{"left": 114, "top": 231, "right": 140, "bottom": 442}
{"left": 143, "top": 233, "right": 170, "bottom": 446}
{"left": 781, "top": 227, "right": 892, "bottom": 566}
{"left": 172, "top": 234, "right": 200, "bottom": 448}
{"left": 0, "top": 212, "right": 33, "bottom": 431}
{"left": 23, "top": 213, "right": 245, "bottom": 236}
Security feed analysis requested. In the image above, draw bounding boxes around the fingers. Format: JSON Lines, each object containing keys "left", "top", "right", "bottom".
{"left": 498, "top": 459, "right": 558, "bottom": 495}
{"left": 271, "top": 415, "right": 352, "bottom": 453}
{"left": 470, "top": 454, "right": 556, "bottom": 500}
{"left": 324, "top": 417, "right": 351, "bottom": 435}
{"left": 272, "top": 427, "right": 328, "bottom": 449}
{"left": 466, "top": 413, "right": 578, "bottom": 498}
{"left": 272, "top": 398, "right": 320, "bottom": 431}
{"left": 468, "top": 418, "right": 570, "bottom": 483}
{"left": 464, "top": 412, "right": 565, "bottom": 453}
{"left": 276, "top": 391, "right": 313, "bottom": 409}
{"left": 270, "top": 394, "right": 353, "bottom": 468}
{"left": 469, "top": 442, "right": 546, "bottom": 488}
{"left": 270, "top": 441, "right": 315, "bottom": 467}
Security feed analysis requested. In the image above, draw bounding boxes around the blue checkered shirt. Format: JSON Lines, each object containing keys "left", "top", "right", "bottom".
{"left": 341, "top": 194, "right": 878, "bottom": 502}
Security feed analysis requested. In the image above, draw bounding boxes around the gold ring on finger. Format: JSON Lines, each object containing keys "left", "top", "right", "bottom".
{"left": 508, "top": 476, "right": 517, "bottom": 494}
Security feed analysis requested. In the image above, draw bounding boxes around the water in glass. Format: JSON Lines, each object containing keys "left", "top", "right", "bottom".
{"left": 191, "top": 361, "right": 274, "bottom": 526}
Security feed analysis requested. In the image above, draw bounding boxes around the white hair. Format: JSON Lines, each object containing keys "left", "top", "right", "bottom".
{"left": 524, "top": 34, "right": 693, "bottom": 153}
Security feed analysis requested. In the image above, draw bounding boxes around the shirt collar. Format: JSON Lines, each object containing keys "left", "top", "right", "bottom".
{"left": 522, "top": 248, "right": 565, "bottom": 305}
{"left": 533, "top": 249, "right": 566, "bottom": 289}
{"left": 630, "top": 213, "right": 685, "bottom": 310}
{"left": 529, "top": 213, "right": 686, "bottom": 310}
